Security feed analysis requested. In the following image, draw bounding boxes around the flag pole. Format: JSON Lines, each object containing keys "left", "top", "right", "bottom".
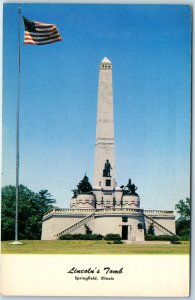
{"left": 10, "top": 6, "right": 23, "bottom": 245}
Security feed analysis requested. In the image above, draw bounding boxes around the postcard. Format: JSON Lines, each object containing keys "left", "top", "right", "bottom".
{"left": 1, "top": 3, "right": 191, "bottom": 297}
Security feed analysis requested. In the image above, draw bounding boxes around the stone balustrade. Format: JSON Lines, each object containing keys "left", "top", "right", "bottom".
{"left": 43, "top": 207, "right": 175, "bottom": 220}
{"left": 95, "top": 208, "right": 143, "bottom": 215}
{"left": 43, "top": 208, "right": 95, "bottom": 220}
{"left": 144, "top": 209, "right": 175, "bottom": 216}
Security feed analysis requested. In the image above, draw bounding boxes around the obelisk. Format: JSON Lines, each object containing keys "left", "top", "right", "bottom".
{"left": 93, "top": 57, "right": 116, "bottom": 188}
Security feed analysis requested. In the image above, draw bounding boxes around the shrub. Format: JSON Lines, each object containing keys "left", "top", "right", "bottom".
{"left": 84, "top": 224, "right": 92, "bottom": 235}
{"left": 90, "top": 234, "right": 104, "bottom": 240}
{"left": 59, "top": 233, "right": 104, "bottom": 240}
{"left": 82, "top": 234, "right": 103, "bottom": 240}
{"left": 104, "top": 234, "right": 122, "bottom": 241}
{"left": 179, "top": 235, "right": 190, "bottom": 241}
{"left": 72, "top": 233, "right": 83, "bottom": 239}
{"left": 147, "top": 223, "right": 155, "bottom": 235}
{"left": 113, "top": 240, "right": 123, "bottom": 244}
{"left": 59, "top": 234, "right": 73, "bottom": 240}
{"left": 145, "top": 234, "right": 179, "bottom": 242}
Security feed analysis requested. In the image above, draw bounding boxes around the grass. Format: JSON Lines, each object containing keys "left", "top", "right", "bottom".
{"left": 1, "top": 240, "right": 190, "bottom": 255}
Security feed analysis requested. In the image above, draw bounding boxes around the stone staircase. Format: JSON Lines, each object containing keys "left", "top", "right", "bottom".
{"left": 144, "top": 213, "right": 177, "bottom": 237}
{"left": 55, "top": 212, "right": 95, "bottom": 239}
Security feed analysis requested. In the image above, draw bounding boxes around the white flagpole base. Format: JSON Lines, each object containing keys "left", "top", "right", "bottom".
{"left": 9, "top": 241, "right": 23, "bottom": 245}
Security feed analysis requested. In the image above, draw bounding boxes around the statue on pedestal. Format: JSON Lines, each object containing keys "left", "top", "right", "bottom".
{"left": 125, "top": 178, "right": 139, "bottom": 196}
{"left": 103, "top": 159, "right": 112, "bottom": 177}
{"left": 77, "top": 174, "right": 93, "bottom": 194}
{"left": 71, "top": 174, "right": 93, "bottom": 198}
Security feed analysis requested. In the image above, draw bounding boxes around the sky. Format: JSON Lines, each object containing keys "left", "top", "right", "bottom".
{"left": 2, "top": 3, "right": 191, "bottom": 211}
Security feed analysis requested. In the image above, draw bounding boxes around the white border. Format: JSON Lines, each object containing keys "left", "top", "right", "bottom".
{"left": 0, "top": 0, "right": 193, "bottom": 299}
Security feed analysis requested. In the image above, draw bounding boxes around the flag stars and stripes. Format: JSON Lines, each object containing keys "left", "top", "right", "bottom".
{"left": 22, "top": 16, "right": 62, "bottom": 45}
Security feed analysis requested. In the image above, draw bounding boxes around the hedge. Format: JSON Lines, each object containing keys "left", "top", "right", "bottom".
{"left": 59, "top": 234, "right": 73, "bottom": 240}
{"left": 179, "top": 235, "right": 190, "bottom": 241}
{"left": 59, "top": 233, "right": 124, "bottom": 241}
{"left": 113, "top": 240, "right": 123, "bottom": 244}
{"left": 171, "top": 241, "right": 181, "bottom": 244}
{"left": 145, "top": 234, "right": 179, "bottom": 242}
{"left": 59, "top": 233, "right": 103, "bottom": 240}
{"left": 104, "top": 234, "right": 122, "bottom": 241}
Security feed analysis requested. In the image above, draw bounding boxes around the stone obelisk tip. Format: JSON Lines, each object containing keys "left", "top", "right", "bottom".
{"left": 101, "top": 57, "right": 112, "bottom": 64}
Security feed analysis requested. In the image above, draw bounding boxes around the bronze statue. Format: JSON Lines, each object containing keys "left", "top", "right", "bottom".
{"left": 103, "top": 159, "right": 112, "bottom": 177}
{"left": 71, "top": 189, "right": 78, "bottom": 198}
{"left": 72, "top": 174, "right": 93, "bottom": 197}
{"left": 126, "top": 179, "right": 132, "bottom": 191}
{"left": 77, "top": 174, "right": 93, "bottom": 194}
{"left": 130, "top": 183, "right": 137, "bottom": 195}
{"left": 126, "top": 178, "right": 138, "bottom": 196}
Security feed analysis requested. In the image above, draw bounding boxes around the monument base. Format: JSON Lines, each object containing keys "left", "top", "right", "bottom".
{"left": 122, "top": 194, "right": 140, "bottom": 208}
{"left": 70, "top": 193, "right": 95, "bottom": 209}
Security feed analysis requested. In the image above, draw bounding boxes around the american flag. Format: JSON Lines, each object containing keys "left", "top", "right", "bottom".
{"left": 22, "top": 17, "right": 62, "bottom": 45}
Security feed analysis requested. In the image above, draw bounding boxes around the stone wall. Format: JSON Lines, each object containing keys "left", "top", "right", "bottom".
{"left": 41, "top": 214, "right": 93, "bottom": 240}
{"left": 93, "top": 214, "right": 145, "bottom": 241}
{"left": 144, "top": 216, "right": 176, "bottom": 235}
{"left": 41, "top": 209, "right": 176, "bottom": 240}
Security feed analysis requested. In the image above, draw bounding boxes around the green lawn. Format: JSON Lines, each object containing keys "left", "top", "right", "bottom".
{"left": 1, "top": 240, "right": 190, "bottom": 255}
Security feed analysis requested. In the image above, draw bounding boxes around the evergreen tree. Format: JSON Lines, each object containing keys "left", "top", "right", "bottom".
{"left": 147, "top": 223, "right": 155, "bottom": 235}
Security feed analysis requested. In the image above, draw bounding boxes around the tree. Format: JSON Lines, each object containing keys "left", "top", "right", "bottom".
{"left": 147, "top": 223, "right": 155, "bottom": 235}
{"left": 175, "top": 198, "right": 190, "bottom": 239}
{"left": 175, "top": 198, "right": 190, "bottom": 221}
{"left": 84, "top": 224, "right": 92, "bottom": 235}
{"left": 1, "top": 185, "right": 57, "bottom": 241}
